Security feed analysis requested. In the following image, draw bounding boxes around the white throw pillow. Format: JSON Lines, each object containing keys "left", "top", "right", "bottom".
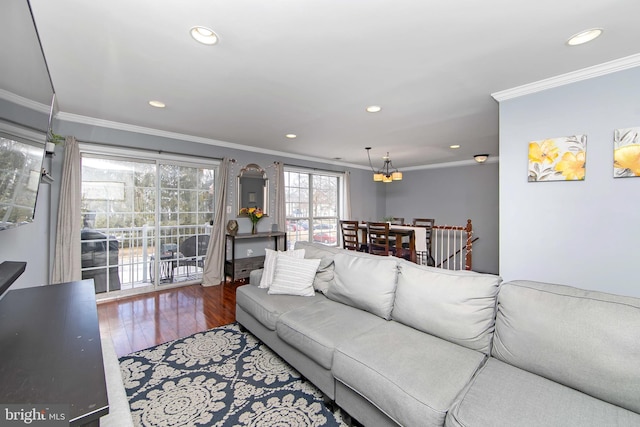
{"left": 259, "top": 248, "right": 305, "bottom": 289}
{"left": 268, "top": 255, "right": 321, "bottom": 296}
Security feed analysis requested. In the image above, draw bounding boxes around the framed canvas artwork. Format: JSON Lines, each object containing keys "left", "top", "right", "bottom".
{"left": 614, "top": 127, "right": 640, "bottom": 178}
{"left": 528, "top": 135, "right": 586, "bottom": 182}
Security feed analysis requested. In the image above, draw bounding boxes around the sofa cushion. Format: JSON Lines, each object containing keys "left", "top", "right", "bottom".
{"left": 493, "top": 280, "right": 640, "bottom": 413}
{"left": 276, "top": 299, "right": 386, "bottom": 370}
{"left": 333, "top": 321, "right": 486, "bottom": 427}
{"left": 312, "top": 256, "right": 334, "bottom": 294}
{"left": 446, "top": 357, "right": 640, "bottom": 427}
{"left": 259, "top": 248, "right": 305, "bottom": 289}
{"left": 392, "top": 260, "right": 501, "bottom": 354}
{"left": 249, "top": 268, "right": 263, "bottom": 286}
{"left": 235, "top": 285, "right": 325, "bottom": 331}
{"left": 295, "top": 241, "right": 342, "bottom": 293}
{"left": 325, "top": 253, "right": 398, "bottom": 319}
{"left": 268, "top": 255, "right": 320, "bottom": 296}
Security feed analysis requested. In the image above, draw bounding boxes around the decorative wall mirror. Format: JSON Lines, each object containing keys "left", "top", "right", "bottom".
{"left": 237, "top": 163, "right": 269, "bottom": 217}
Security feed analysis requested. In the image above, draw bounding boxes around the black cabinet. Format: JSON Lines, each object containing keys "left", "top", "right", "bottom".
{"left": 0, "top": 280, "right": 109, "bottom": 426}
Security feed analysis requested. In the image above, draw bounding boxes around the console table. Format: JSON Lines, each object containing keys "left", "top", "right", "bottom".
{"left": 224, "top": 231, "right": 287, "bottom": 282}
{"left": 0, "top": 279, "right": 108, "bottom": 426}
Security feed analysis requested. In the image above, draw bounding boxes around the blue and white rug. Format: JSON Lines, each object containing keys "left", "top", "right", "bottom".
{"left": 119, "top": 323, "right": 348, "bottom": 427}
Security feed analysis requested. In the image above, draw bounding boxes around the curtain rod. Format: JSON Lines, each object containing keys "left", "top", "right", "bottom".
{"left": 280, "top": 161, "right": 346, "bottom": 174}
{"left": 78, "top": 139, "right": 235, "bottom": 163}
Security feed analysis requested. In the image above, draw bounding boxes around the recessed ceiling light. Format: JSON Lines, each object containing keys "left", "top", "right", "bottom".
{"left": 285, "top": 134, "right": 297, "bottom": 139}
{"left": 449, "top": 144, "right": 461, "bottom": 149}
{"left": 149, "top": 100, "right": 166, "bottom": 108}
{"left": 566, "top": 28, "right": 603, "bottom": 46}
{"left": 190, "top": 26, "right": 219, "bottom": 45}
{"left": 366, "top": 105, "right": 382, "bottom": 113}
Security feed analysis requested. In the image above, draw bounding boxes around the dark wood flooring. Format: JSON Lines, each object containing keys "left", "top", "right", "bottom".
{"left": 98, "top": 281, "right": 246, "bottom": 358}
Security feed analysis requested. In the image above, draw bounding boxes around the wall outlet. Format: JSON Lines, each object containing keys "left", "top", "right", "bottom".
{"left": 227, "top": 205, "right": 232, "bottom": 214}
{"left": 247, "top": 249, "right": 253, "bottom": 256}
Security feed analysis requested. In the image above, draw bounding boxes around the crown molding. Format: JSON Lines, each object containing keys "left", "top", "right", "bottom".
{"left": 57, "top": 111, "right": 369, "bottom": 170}
{"left": 492, "top": 53, "right": 640, "bottom": 102}
{"left": 0, "top": 88, "right": 52, "bottom": 115}
{"left": 403, "top": 156, "right": 499, "bottom": 171}
{"left": 57, "top": 111, "right": 499, "bottom": 172}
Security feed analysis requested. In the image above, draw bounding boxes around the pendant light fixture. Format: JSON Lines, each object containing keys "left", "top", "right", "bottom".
{"left": 366, "top": 147, "right": 403, "bottom": 183}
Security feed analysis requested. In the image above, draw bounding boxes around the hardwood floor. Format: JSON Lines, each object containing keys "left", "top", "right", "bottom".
{"left": 98, "top": 281, "right": 246, "bottom": 358}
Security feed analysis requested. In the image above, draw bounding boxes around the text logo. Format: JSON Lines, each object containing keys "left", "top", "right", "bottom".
{"left": 0, "top": 405, "right": 68, "bottom": 426}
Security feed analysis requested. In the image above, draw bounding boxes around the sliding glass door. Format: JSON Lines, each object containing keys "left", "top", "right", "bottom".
{"left": 80, "top": 151, "right": 216, "bottom": 295}
{"left": 155, "top": 163, "right": 215, "bottom": 286}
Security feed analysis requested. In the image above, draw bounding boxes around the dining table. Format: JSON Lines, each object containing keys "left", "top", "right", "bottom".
{"left": 358, "top": 223, "right": 427, "bottom": 263}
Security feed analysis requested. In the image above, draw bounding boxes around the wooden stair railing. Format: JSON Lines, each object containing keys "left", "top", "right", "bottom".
{"left": 435, "top": 237, "right": 479, "bottom": 270}
{"left": 432, "top": 219, "right": 474, "bottom": 270}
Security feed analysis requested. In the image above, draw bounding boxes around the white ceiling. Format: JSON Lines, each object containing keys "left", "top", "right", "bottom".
{"left": 13, "top": 1, "right": 640, "bottom": 167}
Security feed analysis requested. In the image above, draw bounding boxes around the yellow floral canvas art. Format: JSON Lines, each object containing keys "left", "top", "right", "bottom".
{"left": 614, "top": 127, "right": 640, "bottom": 178}
{"left": 528, "top": 135, "right": 586, "bottom": 182}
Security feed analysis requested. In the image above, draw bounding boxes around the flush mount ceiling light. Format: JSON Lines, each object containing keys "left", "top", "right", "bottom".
{"left": 366, "top": 105, "right": 382, "bottom": 113}
{"left": 190, "top": 26, "right": 219, "bottom": 45}
{"left": 148, "top": 100, "right": 166, "bottom": 108}
{"left": 566, "top": 28, "right": 603, "bottom": 46}
{"left": 285, "top": 134, "right": 297, "bottom": 139}
{"left": 366, "top": 147, "right": 403, "bottom": 183}
{"left": 474, "top": 154, "right": 489, "bottom": 163}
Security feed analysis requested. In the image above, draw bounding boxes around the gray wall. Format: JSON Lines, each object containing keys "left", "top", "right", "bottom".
{"left": 499, "top": 66, "right": 640, "bottom": 297}
{"left": 0, "top": 183, "right": 51, "bottom": 291}
{"left": 384, "top": 162, "right": 499, "bottom": 274}
{"left": 0, "top": 117, "right": 383, "bottom": 289}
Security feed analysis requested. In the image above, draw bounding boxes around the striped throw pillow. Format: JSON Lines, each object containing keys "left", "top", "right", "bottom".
{"left": 259, "top": 248, "right": 305, "bottom": 289}
{"left": 268, "top": 255, "right": 321, "bottom": 296}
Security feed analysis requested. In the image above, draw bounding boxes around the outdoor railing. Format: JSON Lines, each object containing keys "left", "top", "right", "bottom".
{"left": 81, "top": 224, "right": 212, "bottom": 293}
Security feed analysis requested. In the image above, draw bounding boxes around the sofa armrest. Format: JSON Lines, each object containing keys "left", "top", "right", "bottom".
{"left": 249, "top": 268, "right": 264, "bottom": 286}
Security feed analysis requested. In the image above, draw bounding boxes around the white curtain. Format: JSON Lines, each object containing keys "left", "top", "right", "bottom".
{"left": 274, "top": 162, "right": 286, "bottom": 249}
{"left": 52, "top": 136, "right": 82, "bottom": 284}
{"left": 202, "top": 158, "right": 231, "bottom": 286}
{"left": 343, "top": 170, "right": 352, "bottom": 219}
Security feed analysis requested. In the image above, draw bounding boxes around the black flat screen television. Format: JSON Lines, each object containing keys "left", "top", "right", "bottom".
{"left": 0, "top": 131, "right": 46, "bottom": 230}
{"left": 0, "top": 0, "right": 55, "bottom": 232}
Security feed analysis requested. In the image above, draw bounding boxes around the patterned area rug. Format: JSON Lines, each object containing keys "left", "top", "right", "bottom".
{"left": 119, "top": 323, "right": 348, "bottom": 427}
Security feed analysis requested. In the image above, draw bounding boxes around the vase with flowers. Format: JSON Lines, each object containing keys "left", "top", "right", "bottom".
{"left": 239, "top": 207, "right": 264, "bottom": 234}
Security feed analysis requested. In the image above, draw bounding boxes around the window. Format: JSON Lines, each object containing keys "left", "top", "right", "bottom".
{"left": 80, "top": 147, "right": 216, "bottom": 295}
{"left": 284, "top": 169, "right": 343, "bottom": 248}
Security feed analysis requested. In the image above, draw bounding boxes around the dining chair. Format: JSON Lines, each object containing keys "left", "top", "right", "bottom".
{"left": 367, "top": 222, "right": 391, "bottom": 256}
{"left": 340, "top": 220, "right": 362, "bottom": 251}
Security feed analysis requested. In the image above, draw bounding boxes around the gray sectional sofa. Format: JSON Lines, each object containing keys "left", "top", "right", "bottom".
{"left": 235, "top": 241, "right": 640, "bottom": 427}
